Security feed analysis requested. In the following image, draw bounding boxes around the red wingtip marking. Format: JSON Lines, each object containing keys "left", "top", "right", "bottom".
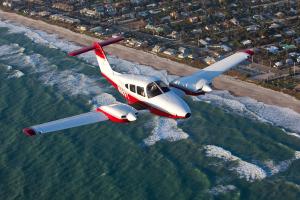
{"left": 23, "top": 128, "right": 36, "bottom": 136}
{"left": 243, "top": 49, "right": 254, "bottom": 56}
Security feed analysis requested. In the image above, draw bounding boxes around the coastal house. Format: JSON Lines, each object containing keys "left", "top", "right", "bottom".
{"left": 273, "top": 61, "right": 283, "bottom": 68}
{"left": 281, "top": 44, "right": 296, "bottom": 51}
{"left": 38, "top": 11, "right": 51, "bottom": 17}
{"left": 2, "top": 0, "right": 22, "bottom": 9}
{"left": 230, "top": 18, "right": 239, "bottom": 26}
{"left": 269, "top": 23, "right": 281, "bottom": 29}
{"left": 204, "top": 56, "right": 216, "bottom": 65}
{"left": 241, "top": 40, "right": 252, "bottom": 46}
{"left": 145, "top": 24, "right": 164, "bottom": 34}
{"left": 80, "top": 8, "right": 100, "bottom": 18}
{"left": 188, "top": 54, "right": 196, "bottom": 60}
{"left": 266, "top": 46, "right": 279, "bottom": 54}
{"left": 50, "top": 14, "right": 80, "bottom": 24}
{"left": 246, "top": 25, "right": 259, "bottom": 32}
{"left": 178, "top": 47, "right": 188, "bottom": 54}
{"left": 152, "top": 45, "right": 165, "bottom": 53}
{"left": 198, "top": 39, "right": 208, "bottom": 47}
{"left": 188, "top": 16, "right": 198, "bottom": 23}
{"left": 178, "top": 53, "right": 188, "bottom": 59}
{"left": 168, "top": 31, "right": 179, "bottom": 39}
{"left": 163, "top": 49, "right": 176, "bottom": 56}
{"left": 52, "top": 3, "right": 74, "bottom": 12}
{"left": 76, "top": 26, "right": 87, "bottom": 32}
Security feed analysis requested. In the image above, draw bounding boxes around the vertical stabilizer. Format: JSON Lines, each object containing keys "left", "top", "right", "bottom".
{"left": 94, "top": 42, "right": 114, "bottom": 75}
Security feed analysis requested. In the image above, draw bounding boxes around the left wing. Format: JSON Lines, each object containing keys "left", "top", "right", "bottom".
{"left": 23, "top": 103, "right": 139, "bottom": 136}
{"left": 170, "top": 50, "right": 253, "bottom": 95}
{"left": 23, "top": 111, "right": 108, "bottom": 136}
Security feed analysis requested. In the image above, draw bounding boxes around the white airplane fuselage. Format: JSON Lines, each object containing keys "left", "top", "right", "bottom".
{"left": 94, "top": 42, "right": 191, "bottom": 119}
{"left": 103, "top": 72, "right": 191, "bottom": 119}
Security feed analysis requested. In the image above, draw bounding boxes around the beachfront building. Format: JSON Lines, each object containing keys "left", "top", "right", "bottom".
{"left": 52, "top": 3, "right": 74, "bottom": 12}
{"left": 50, "top": 14, "right": 80, "bottom": 25}
{"left": 2, "top": 0, "right": 23, "bottom": 9}
{"left": 80, "top": 8, "right": 100, "bottom": 18}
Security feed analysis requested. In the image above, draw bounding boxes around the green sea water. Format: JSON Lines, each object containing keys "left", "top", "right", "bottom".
{"left": 0, "top": 22, "right": 300, "bottom": 200}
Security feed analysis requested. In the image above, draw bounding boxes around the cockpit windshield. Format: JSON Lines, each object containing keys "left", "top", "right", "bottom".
{"left": 155, "top": 80, "right": 170, "bottom": 93}
{"left": 146, "top": 81, "right": 170, "bottom": 98}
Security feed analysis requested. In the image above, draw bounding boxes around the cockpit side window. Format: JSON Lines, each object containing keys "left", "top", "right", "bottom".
{"left": 146, "top": 82, "right": 162, "bottom": 98}
{"left": 137, "top": 86, "right": 145, "bottom": 97}
{"left": 125, "top": 84, "right": 129, "bottom": 89}
{"left": 130, "top": 84, "right": 136, "bottom": 93}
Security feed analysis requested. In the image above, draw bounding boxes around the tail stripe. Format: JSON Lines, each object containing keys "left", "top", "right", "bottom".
{"left": 94, "top": 43, "right": 106, "bottom": 59}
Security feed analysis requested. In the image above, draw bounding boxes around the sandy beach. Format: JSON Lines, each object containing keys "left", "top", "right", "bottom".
{"left": 1, "top": 9, "right": 300, "bottom": 113}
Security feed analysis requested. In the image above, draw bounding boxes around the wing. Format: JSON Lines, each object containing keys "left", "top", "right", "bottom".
{"left": 170, "top": 50, "right": 253, "bottom": 95}
{"left": 23, "top": 111, "right": 108, "bottom": 136}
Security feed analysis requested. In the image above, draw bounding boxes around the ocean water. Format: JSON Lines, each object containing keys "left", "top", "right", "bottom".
{"left": 0, "top": 20, "right": 300, "bottom": 200}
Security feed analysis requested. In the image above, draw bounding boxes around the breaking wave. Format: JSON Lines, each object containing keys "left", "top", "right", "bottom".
{"left": 194, "top": 90, "right": 300, "bottom": 135}
{"left": 204, "top": 145, "right": 300, "bottom": 181}
{"left": 143, "top": 117, "right": 189, "bottom": 146}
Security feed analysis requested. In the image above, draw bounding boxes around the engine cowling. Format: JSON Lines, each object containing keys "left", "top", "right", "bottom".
{"left": 170, "top": 79, "right": 213, "bottom": 96}
{"left": 195, "top": 79, "right": 213, "bottom": 93}
{"left": 96, "top": 103, "right": 138, "bottom": 123}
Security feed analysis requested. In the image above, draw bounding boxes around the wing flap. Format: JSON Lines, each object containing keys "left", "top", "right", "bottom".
{"left": 23, "top": 111, "right": 108, "bottom": 136}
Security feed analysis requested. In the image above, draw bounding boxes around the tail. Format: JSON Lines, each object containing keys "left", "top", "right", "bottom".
{"left": 93, "top": 42, "right": 113, "bottom": 75}
{"left": 68, "top": 36, "right": 124, "bottom": 76}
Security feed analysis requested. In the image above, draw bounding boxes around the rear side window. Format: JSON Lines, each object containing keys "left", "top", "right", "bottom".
{"left": 137, "top": 86, "right": 145, "bottom": 97}
{"left": 130, "top": 84, "right": 136, "bottom": 93}
{"left": 125, "top": 84, "right": 128, "bottom": 89}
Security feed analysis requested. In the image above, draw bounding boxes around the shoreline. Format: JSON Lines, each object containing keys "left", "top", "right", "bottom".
{"left": 1, "top": 9, "right": 300, "bottom": 113}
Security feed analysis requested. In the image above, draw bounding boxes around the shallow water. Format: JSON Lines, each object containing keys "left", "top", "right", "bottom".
{"left": 1, "top": 20, "right": 300, "bottom": 200}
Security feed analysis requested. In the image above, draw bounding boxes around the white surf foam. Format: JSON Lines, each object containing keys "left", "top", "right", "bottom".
{"left": 195, "top": 90, "right": 300, "bottom": 135}
{"left": 40, "top": 70, "right": 103, "bottom": 96}
{"left": 263, "top": 151, "right": 300, "bottom": 175}
{"left": 89, "top": 93, "right": 118, "bottom": 110}
{"left": 209, "top": 185, "right": 237, "bottom": 196}
{"left": 204, "top": 145, "right": 300, "bottom": 181}
{"left": 204, "top": 145, "right": 267, "bottom": 181}
{"left": 7, "top": 69, "right": 24, "bottom": 78}
{"left": 143, "top": 117, "right": 189, "bottom": 146}
{"left": 0, "top": 43, "right": 104, "bottom": 97}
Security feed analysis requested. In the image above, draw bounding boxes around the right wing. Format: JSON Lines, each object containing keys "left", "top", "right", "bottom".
{"left": 23, "top": 111, "right": 108, "bottom": 136}
{"left": 170, "top": 50, "right": 253, "bottom": 95}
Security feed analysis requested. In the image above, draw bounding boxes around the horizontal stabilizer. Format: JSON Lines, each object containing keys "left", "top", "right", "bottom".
{"left": 68, "top": 36, "right": 124, "bottom": 56}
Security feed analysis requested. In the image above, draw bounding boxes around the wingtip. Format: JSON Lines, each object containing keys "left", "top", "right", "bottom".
{"left": 243, "top": 49, "right": 254, "bottom": 56}
{"left": 23, "top": 128, "right": 36, "bottom": 136}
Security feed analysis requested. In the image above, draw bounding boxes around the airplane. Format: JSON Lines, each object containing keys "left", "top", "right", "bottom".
{"left": 23, "top": 36, "right": 254, "bottom": 136}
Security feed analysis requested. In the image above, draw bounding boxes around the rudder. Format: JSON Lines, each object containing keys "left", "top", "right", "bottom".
{"left": 94, "top": 42, "right": 114, "bottom": 75}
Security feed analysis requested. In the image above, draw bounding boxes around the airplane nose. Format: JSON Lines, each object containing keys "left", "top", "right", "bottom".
{"left": 185, "top": 113, "right": 191, "bottom": 118}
